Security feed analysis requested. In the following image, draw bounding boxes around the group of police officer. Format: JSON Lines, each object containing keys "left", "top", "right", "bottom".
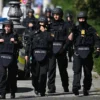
{"left": 0, "top": 7, "right": 100, "bottom": 99}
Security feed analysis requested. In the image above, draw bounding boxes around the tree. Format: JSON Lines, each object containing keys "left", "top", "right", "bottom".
{"left": 74, "top": 0, "right": 100, "bottom": 21}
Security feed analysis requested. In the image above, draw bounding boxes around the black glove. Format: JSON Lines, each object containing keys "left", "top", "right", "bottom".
{"left": 94, "top": 51, "right": 100, "bottom": 58}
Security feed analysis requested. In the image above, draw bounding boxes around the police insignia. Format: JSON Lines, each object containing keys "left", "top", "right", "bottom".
{"left": 81, "top": 30, "right": 85, "bottom": 37}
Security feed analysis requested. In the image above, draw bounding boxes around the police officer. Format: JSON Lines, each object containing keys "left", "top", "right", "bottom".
{"left": 68, "top": 11, "right": 100, "bottom": 96}
{"left": 23, "top": 20, "right": 39, "bottom": 79}
{"left": 22, "top": 9, "right": 38, "bottom": 28}
{"left": 48, "top": 8, "right": 69, "bottom": 93}
{"left": 65, "top": 12, "right": 74, "bottom": 62}
{"left": 0, "top": 20, "right": 20, "bottom": 99}
{"left": 45, "top": 8, "right": 53, "bottom": 25}
{"left": 23, "top": 19, "right": 38, "bottom": 47}
{"left": 25, "top": 16, "right": 52, "bottom": 96}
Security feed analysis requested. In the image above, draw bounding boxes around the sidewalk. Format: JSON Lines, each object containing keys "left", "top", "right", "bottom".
{"left": 5, "top": 61, "right": 100, "bottom": 99}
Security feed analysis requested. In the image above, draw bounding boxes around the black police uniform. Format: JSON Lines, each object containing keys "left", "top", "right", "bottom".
{"left": 0, "top": 32, "right": 20, "bottom": 99}
{"left": 23, "top": 19, "right": 39, "bottom": 47}
{"left": 25, "top": 29, "right": 52, "bottom": 96}
{"left": 0, "top": 20, "right": 22, "bottom": 99}
{"left": 24, "top": 25, "right": 39, "bottom": 89}
{"left": 45, "top": 8, "right": 53, "bottom": 25}
{"left": 72, "top": 21, "right": 100, "bottom": 95}
{"left": 48, "top": 18, "right": 69, "bottom": 92}
{"left": 65, "top": 13, "right": 74, "bottom": 62}
{"left": 22, "top": 9, "right": 38, "bottom": 28}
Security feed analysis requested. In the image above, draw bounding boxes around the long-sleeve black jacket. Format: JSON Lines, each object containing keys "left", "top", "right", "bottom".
{"left": 25, "top": 30, "right": 53, "bottom": 56}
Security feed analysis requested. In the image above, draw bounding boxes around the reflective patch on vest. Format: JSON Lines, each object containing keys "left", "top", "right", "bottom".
{"left": 53, "top": 42, "right": 63, "bottom": 54}
{"left": 0, "top": 54, "right": 13, "bottom": 67}
{"left": 77, "top": 47, "right": 90, "bottom": 59}
{"left": 33, "top": 49, "right": 47, "bottom": 62}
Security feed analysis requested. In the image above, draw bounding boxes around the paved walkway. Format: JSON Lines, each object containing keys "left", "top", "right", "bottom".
{"left": 5, "top": 61, "right": 100, "bottom": 99}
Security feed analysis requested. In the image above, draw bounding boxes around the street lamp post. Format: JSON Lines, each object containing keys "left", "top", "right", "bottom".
{"left": 7, "top": 0, "right": 25, "bottom": 35}
{"left": 8, "top": 1, "right": 23, "bottom": 28}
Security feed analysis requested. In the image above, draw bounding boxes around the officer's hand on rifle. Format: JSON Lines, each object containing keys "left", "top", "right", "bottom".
{"left": 0, "top": 39, "right": 4, "bottom": 42}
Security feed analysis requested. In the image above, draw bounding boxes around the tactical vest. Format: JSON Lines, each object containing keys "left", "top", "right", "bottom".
{"left": 0, "top": 33, "right": 14, "bottom": 67}
{"left": 51, "top": 22, "right": 66, "bottom": 54}
{"left": 75, "top": 26, "right": 95, "bottom": 58}
{"left": 32, "top": 32, "right": 48, "bottom": 62}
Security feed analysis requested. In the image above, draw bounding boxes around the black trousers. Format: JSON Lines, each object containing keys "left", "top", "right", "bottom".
{"left": 72, "top": 54, "right": 93, "bottom": 91}
{"left": 31, "top": 57, "right": 48, "bottom": 94}
{"left": 68, "top": 46, "right": 73, "bottom": 59}
{"left": 48, "top": 52, "right": 69, "bottom": 91}
{"left": 38, "top": 59, "right": 49, "bottom": 94}
{"left": 31, "top": 59, "right": 39, "bottom": 91}
{"left": 0, "top": 59, "right": 18, "bottom": 95}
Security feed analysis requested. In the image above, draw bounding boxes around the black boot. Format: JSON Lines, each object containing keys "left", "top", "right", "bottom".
{"left": 48, "top": 89, "right": 55, "bottom": 93}
{"left": 72, "top": 89, "right": 79, "bottom": 96}
{"left": 64, "top": 88, "right": 69, "bottom": 92}
{"left": 11, "top": 93, "right": 15, "bottom": 99}
{"left": 40, "top": 93, "right": 45, "bottom": 97}
{"left": 83, "top": 89, "right": 89, "bottom": 96}
{"left": 34, "top": 89, "right": 39, "bottom": 95}
{"left": 1, "top": 94, "right": 6, "bottom": 99}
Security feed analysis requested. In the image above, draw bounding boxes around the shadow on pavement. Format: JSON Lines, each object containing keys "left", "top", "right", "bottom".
{"left": 46, "top": 90, "right": 100, "bottom": 97}
{"left": 17, "top": 87, "right": 33, "bottom": 93}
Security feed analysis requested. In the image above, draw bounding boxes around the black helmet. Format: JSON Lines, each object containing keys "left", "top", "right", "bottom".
{"left": 45, "top": 8, "right": 51, "bottom": 13}
{"left": 66, "top": 13, "right": 73, "bottom": 18}
{"left": 3, "top": 20, "right": 13, "bottom": 28}
{"left": 38, "top": 16, "right": 48, "bottom": 25}
{"left": 77, "top": 11, "right": 87, "bottom": 18}
{"left": 28, "top": 9, "right": 34, "bottom": 14}
{"left": 52, "top": 8, "right": 63, "bottom": 18}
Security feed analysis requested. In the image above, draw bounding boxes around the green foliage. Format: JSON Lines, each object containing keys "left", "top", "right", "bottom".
{"left": 74, "top": 0, "right": 88, "bottom": 11}
{"left": 52, "top": 0, "right": 75, "bottom": 12}
{"left": 51, "top": 0, "right": 76, "bottom": 20}
{"left": 94, "top": 57, "right": 100, "bottom": 75}
{"left": 74, "top": 0, "right": 100, "bottom": 24}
